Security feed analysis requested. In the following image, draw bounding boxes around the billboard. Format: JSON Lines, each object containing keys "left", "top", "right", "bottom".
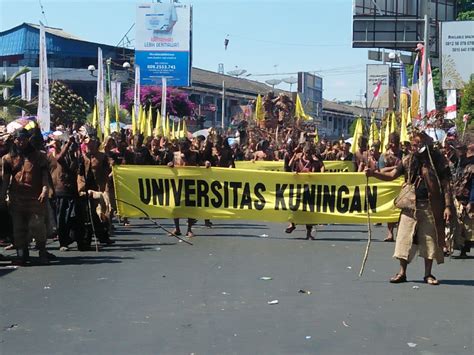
{"left": 135, "top": 2, "right": 192, "bottom": 87}
{"left": 297, "top": 72, "right": 323, "bottom": 118}
{"left": 352, "top": 0, "right": 457, "bottom": 56}
{"left": 366, "top": 64, "right": 390, "bottom": 109}
{"left": 441, "top": 21, "right": 474, "bottom": 89}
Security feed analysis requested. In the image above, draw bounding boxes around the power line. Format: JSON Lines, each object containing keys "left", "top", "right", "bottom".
{"left": 193, "top": 21, "right": 348, "bottom": 48}
{"left": 247, "top": 64, "right": 366, "bottom": 77}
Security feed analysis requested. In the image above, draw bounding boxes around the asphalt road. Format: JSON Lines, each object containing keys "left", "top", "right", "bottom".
{"left": 1, "top": 220, "right": 473, "bottom": 355}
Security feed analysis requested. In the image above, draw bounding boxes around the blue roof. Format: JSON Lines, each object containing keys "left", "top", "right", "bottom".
{"left": 0, "top": 23, "right": 132, "bottom": 58}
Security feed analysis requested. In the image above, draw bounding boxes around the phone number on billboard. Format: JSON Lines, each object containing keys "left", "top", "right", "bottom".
{"left": 147, "top": 64, "right": 177, "bottom": 70}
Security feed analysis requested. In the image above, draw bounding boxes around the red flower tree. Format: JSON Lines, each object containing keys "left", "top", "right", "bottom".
{"left": 123, "top": 86, "right": 195, "bottom": 117}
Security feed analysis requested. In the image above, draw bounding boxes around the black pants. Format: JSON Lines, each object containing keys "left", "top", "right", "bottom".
{"left": 0, "top": 206, "right": 13, "bottom": 243}
{"left": 81, "top": 197, "right": 110, "bottom": 245}
{"left": 55, "top": 196, "right": 86, "bottom": 248}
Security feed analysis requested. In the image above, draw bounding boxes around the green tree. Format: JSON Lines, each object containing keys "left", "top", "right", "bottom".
{"left": 50, "top": 81, "right": 90, "bottom": 126}
{"left": 457, "top": 0, "right": 474, "bottom": 20}
{"left": 458, "top": 79, "right": 474, "bottom": 134}
{"left": 0, "top": 67, "right": 37, "bottom": 121}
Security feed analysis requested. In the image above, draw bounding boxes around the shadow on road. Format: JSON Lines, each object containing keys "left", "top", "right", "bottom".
{"left": 305, "top": 237, "right": 384, "bottom": 242}
{"left": 0, "top": 267, "right": 16, "bottom": 277}
{"left": 98, "top": 242, "right": 177, "bottom": 252}
{"left": 203, "top": 233, "right": 271, "bottom": 239}
{"left": 51, "top": 255, "right": 134, "bottom": 266}
{"left": 317, "top": 229, "right": 368, "bottom": 233}
{"left": 434, "top": 279, "right": 474, "bottom": 287}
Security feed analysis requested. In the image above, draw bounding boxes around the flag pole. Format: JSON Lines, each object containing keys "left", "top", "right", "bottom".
{"left": 422, "top": 14, "right": 429, "bottom": 116}
{"left": 221, "top": 80, "right": 225, "bottom": 129}
{"left": 161, "top": 77, "right": 167, "bottom": 130}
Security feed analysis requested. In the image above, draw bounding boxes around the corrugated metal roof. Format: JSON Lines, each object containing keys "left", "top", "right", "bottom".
{"left": 26, "top": 23, "right": 83, "bottom": 41}
{"left": 322, "top": 99, "right": 365, "bottom": 116}
{"left": 192, "top": 68, "right": 275, "bottom": 96}
{"left": 5, "top": 67, "right": 129, "bottom": 83}
{"left": 0, "top": 23, "right": 133, "bottom": 57}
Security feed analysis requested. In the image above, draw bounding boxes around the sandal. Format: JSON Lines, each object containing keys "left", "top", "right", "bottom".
{"left": 389, "top": 273, "right": 407, "bottom": 283}
{"left": 186, "top": 231, "right": 195, "bottom": 238}
{"left": 423, "top": 274, "right": 440, "bottom": 285}
{"left": 384, "top": 237, "right": 394, "bottom": 242}
{"left": 285, "top": 224, "right": 296, "bottom": 234}
{"left": 169, "top": 229, "right": 182, "bottom": 237}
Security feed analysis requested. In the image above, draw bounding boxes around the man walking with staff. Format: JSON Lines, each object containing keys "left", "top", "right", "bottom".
{"left": 365, "top": 130, "right": 452, "bottom": 285}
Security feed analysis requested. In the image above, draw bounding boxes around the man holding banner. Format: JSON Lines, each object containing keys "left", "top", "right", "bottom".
{"left": 366, "top": 131, "right": 452, "bottom": 285}
{"left": 284, "top": 142, "right": 325, "bottom": 240}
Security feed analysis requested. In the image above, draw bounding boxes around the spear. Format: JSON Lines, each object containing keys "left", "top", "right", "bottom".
{"left": 359, "top": 176, "right": 373, "bottom": 277}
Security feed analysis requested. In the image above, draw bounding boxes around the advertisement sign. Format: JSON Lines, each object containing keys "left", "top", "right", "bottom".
{"left": 441, "top": 21, "right": 474, "bottom": 90}
{"left": 366, "top": 64, "right": 389, "bottom": 109}
{"left": 136, "top": 3, "right": 192, "bottom": 86}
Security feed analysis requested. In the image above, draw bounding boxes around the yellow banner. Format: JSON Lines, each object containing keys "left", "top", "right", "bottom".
{"left": 234, "top": 160, "right": 355, "bottom": 172}
{"left": 114, "top": 166, "right": 402, "bottom": 224}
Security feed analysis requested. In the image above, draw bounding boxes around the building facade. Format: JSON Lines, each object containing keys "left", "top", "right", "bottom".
{"left": 1, "top": 23, "right": 364, "bottom": 131}
{"left": 297, "top": 71, "right": 323, "bottom": 119}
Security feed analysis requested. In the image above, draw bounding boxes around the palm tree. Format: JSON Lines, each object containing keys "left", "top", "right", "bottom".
{"left": 0, "top": 67, "right": 37, "bottom": 121}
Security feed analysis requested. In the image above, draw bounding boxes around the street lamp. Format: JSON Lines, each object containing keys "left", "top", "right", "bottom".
{"left": 388, "top": 51, "right": 397, "bottom": 110}
{"left": 87, "top": 65, "right": 96, "bottom": 76}
{"left": 123, "top": 62, "right": 131, "bottom": 69}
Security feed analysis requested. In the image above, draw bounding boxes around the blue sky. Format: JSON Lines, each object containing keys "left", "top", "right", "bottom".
{"left": 0, "top": 0, "right": 371, "bottom": 101}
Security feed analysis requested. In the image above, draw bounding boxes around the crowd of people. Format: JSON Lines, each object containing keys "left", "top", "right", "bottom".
{"left": 0, "top": 118, "right": 472, "bottom": 285}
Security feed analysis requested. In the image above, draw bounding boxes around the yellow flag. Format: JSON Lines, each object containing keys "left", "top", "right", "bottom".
{"left": 255, "top": 94, "right": 265, "bottom": 121}
{"left": 295, "top": 94, "right": 310, "bottom": 121}
{"left": 165, "top": 115, "right": 170, "bottom": 137}
{"left": 97, "top": 120, "right": 103, "bottom": 142}
{"left": 313, "top": 127, "right": 319, "bottom": 144}
{"left": 155, "top": 109, "right": 162, "bottom": 136}
{"left": 145, "top": 106, "right": 153, "bottom": 138}
{"left": 131, "top": 105, "right": 137, "bottom": 136}
{"left": 91, "top": 104, "right": 97, "bottom": 128}
{"left": 411, "top": 89, "right": 419, "bottom": 120}
{"left": 350, "top": 117, "right": 364, "bottom": 154}
{"left": 137, "top": 105, "right": 144, "bottom": 134}
{"left": 382, "top": 114, "right": 391, "bottom": 153}
{"left": 171, "top": 119, "right": 176, "bottom": 139}
{"left": 182, "top": 119, "right": 187, "bottom": 138}
{"left": 104, "top": 105, "right": 111, "bottom": 138}
{"left": 140, "top": 106, "right": 147, "bottom": 135}
{"left": 400, "top": 110, "right": 410, "bottom": 143}
{"left": 176, "top": 119, "right": 182, "bottom": 138}
{"left": 368, "top": 115, "right": 380, "bottom": 149}
{"left": 390, "top": 111, "right": 397, "bottom": 133}
{"left": 115, "top": 103, "right": 120, "bottom": 133}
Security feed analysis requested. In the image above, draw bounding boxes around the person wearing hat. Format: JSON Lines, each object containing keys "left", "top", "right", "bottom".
{"left": 1, "top": 129, "right": 53, "bottom": 265}
{"left": 366, "top": 131, "right": 452, "bottom": 285}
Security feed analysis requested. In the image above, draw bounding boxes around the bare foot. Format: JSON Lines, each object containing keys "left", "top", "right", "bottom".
{"left": 169, "top": 229, "right": 182, "bottom": 236}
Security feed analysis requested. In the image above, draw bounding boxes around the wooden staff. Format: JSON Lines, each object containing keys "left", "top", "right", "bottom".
{"left": 359, "top": 176, "right": 373, "bottom": 277}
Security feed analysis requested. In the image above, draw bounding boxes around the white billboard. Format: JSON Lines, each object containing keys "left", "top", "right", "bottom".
{"left": 441, "top": 21, "right": 474, "bottom": 89}
{"left": 366, "top": 64, "right": 390, "bottom": 109}
{"left": 135, "top": 3, "right": 192, "bottom": 86}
